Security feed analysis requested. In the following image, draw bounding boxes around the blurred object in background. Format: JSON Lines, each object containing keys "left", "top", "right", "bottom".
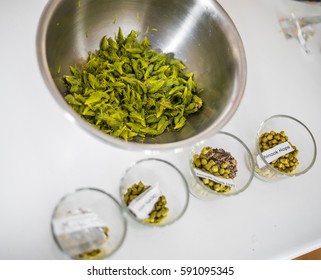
{"left": 292, "top": 0, "right": 321, "bottom": 5}
{"left": 279, "top": 14, "right": 321, "bottom": 53}
{"left": 294, "top": 247, "right": 321, "bottom": 260}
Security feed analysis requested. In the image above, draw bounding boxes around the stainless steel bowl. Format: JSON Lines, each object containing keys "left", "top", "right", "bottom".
{"left": 37, "top": 0, "right": 246, "bottom": 151}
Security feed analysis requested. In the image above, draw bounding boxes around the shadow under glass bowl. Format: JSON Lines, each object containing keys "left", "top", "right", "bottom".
{"left": 37, "top": 0, "right": 246, "bottom": 151}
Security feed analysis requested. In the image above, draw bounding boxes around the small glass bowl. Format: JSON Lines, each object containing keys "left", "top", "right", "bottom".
{"left": 253, "top": 115, "right": 317, "bottom": 181}
{"left": 51, "top": 188, "right": 127, "bottom": 259}
{"left": 119, "top": 158, "right": 189, "bottom": 227}
{"left": 189, "top": 131, "right": 254, "bottom": 199}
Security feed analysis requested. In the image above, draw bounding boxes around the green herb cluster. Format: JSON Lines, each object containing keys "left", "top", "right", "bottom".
{"left": 64, "top": 28, "right": 203, "bottom": 141}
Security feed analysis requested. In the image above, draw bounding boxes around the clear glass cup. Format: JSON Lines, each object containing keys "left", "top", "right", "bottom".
{"left": 119, "top": 158, "right": 189, "bottom": 227}
{"left": 253, "top": 115, "right": 317, "bottom": 181}
{"left": 189, "top": 131, "right": 254, "bottom": 200}
{"left": 51, "top": 188, "right": 127, "bottom": 259}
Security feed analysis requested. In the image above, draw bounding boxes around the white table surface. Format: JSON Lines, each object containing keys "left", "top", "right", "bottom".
{"left": 0, "top": 0, "right": 320, "bottom": 260}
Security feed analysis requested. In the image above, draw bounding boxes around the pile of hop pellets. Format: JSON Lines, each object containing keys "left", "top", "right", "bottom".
{"left": 192, "top": 147, "right": 238, "bottom": 193}
{"left": 123, "top": 181, "right": 169, "bottom": 224}
{"left": 77, "top": 226, "right": 109, "bottom": 259}
{"left": 258, "top": 130, "right": 299, "bottom": 173}
{"left": 62, "top": 208, "right": 110, "bottom": 260}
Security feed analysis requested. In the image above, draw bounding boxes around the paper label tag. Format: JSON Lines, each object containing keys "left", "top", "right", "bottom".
{"left": 256, "top": 141, "right": 294, "bottom": 169}
{"left": 128, "top": 186, "right": 162, "bottom": 220}
{"left": 53, "top": 212, "right": 106, "bottom": 235}
{"left": 193, "top": 168, "right": 235, "bottom": 188}
{"left": 53, "top": 211, "right": 108, "bottom": 257}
